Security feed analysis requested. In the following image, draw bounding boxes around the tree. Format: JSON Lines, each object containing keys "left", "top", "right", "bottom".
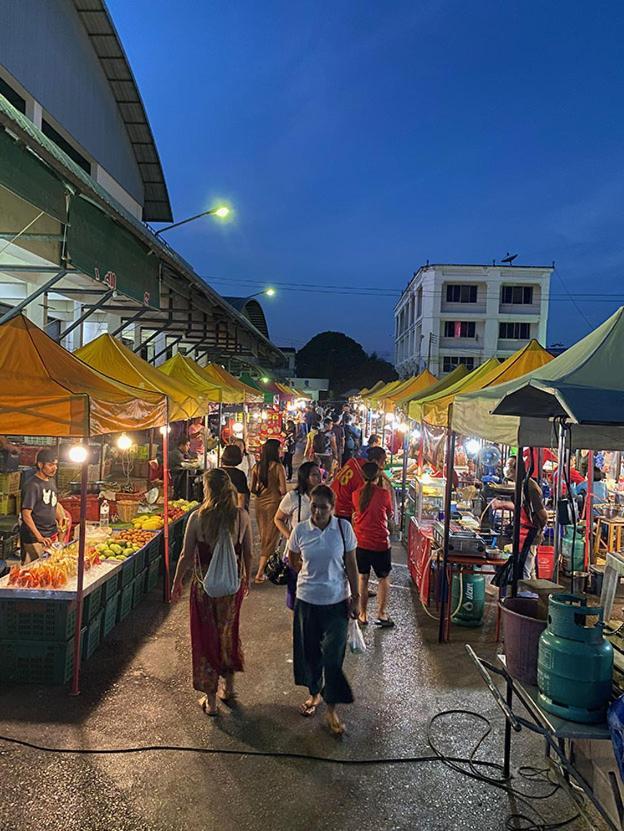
{"left": 296, "top": 331, "right": 397, "bottom": 396}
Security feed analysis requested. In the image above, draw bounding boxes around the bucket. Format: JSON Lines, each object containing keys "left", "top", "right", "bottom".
{"left": 500, "top": 597, "right": 547, "bottom": 686}
{"left": 536, "top": 545, "right": 555, "bottom": 580}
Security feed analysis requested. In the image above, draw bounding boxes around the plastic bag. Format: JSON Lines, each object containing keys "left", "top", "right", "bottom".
{"left": 202, "top": 531, "right": 240, "bottom": 597}
{"left": 348, "top": 618, "right": 366, "bottom": 654}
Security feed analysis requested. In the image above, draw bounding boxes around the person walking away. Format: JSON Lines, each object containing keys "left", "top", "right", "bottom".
{"left": 288, "top": 485, "right": 359, "bottom": 735}
{"left": 331, "top": 446, "right": 387, "bottom": 522}
{"left": 358, "top": 433, "right": 381, "bottom": 459}
{"left": 282, "top": 419, "right": 297, "bottom": 481}
{"left": 313, "top": 418, "right": 338, "bottom": 476}
{"left": 352, "top": 463, "right": 395, "bottom": 628}
{"left": 304, "top": 415, "right": 320, "bottom": 460}
{"left": 251, "top": 438, "right": 287, "bottom": 582}
{"left": 330, "top": 417, "right": 345, "bottom": 470}
{"left": 20, "top": 448, "right": 69, "bottom": 563}
{"left": 232, "top": 437, "right": 256, "bottom": 481}
{"left": 275, "top": 462, "right": 322, "bottom": 609}
{"left": 342, "top": 415, "right": 361, "bottom": 465}
{"left": 171, "top": 470, "right": 252, "bottom": 714}
{"left": 221, "top": 444, "right": 250, "bottom": 511}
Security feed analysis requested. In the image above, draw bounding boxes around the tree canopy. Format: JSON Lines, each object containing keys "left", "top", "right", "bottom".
{"left": 296, "top": 331, "right": 397, "bottom": 395}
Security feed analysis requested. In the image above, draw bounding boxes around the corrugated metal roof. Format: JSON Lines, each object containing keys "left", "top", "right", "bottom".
{"left": 71, "top": 0, "right": 172, "bottom": 222}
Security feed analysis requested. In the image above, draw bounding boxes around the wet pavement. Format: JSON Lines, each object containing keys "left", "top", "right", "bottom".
{"left": 0, "top": 540, "right": 606, "bottom": 831}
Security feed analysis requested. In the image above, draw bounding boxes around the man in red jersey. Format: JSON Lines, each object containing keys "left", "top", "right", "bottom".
{"left": 332, "top": 446, "right": 387, "bottom": 522}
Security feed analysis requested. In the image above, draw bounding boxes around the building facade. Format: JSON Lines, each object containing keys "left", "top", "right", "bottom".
{"left": 394, "top": 263, "right": 552, "bottom": 377}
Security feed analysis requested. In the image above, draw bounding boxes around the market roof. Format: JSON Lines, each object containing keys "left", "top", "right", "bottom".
{"left": 75, "top": 333, "right": 205, "bottom": 420}
{"left": 409, "top": 359, "right": 500, "bottom": 424}
{"left": 71, "top": 0, "right": 172, "bottom": 222}
{"left": 222, "top": 297, "right": 270, "bottom": 339}
{"left": 0, "top": 315, "right": 166, "bottom": 436}
{"left": 452, "top": 309, "right": 624, "bottom": 448}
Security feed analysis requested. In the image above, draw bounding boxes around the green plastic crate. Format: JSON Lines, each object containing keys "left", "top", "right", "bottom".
{"left": 146, "top": 556, "right": 162, "bottom": 592}
{"left": 83, "top": 584, "right": 103, "bottom": 622}
{"left": 0, "top": 635, "right": 81, "bottom": 685}
{"left": 132, "top": 546, "right": 147, "bottom": 575}
{"left": 0, "top": 599, "right": 76, "bottom": 642}
{"left": 102, "top": 571, "right": 120, "bottom": 601}
{"left": 102, "top": 593, "right": 119, "bottom": 639}
{"left": 120, "top": 556, "right": 136, "bottom": 588}
{"left": 82, "top": 609, "right": 103, "bottom": 661}
{"left": 117, "top": 583, "right": 134, "bottom": 622}
{"left": 132, "top": 571, "right": 147, "bottom": 609}
{"left": 145, "top": 534, "right": 161, "bottom": 562}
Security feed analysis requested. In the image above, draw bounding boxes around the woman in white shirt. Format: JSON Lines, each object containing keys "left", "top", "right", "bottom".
{"left": 274, "top": 461, "right": 322, "bottom": 540}
{"left": 232, "top": 438, "right": 256, "bottom": 480}
{"left": 288, "top": 484, "right": 360, "bottom": 736}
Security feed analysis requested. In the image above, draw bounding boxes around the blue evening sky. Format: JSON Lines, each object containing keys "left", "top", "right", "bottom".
{"left": 108, "top": 0, "right": 624, "bottom": 360}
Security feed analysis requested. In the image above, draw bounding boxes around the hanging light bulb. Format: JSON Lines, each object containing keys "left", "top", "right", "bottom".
{"left": 465, "top": 438, "right": 481, "bottom": 457}
{"left": 117, "top": 433, "right": 132, "bottom": 450}
{"left": 159, "top": 425, "right": 171, "bottom": 436}
{"left": 233, "top": 422, "right": 244, "bottom": 436}
{"left": 68, "top": 444, "right": 88, "bottom": 464}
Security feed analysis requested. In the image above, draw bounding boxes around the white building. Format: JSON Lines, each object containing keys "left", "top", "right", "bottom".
{"left": 394, "top": 263, "right": 553, "bottom": 377}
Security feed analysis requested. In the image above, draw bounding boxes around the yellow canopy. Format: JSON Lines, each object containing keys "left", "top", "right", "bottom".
{"left": 410, "top": 359, "right": 500, "bottom": 424}
{"left": 378, "top": 369, "right": 438, "bottom": 410}
{"left": 418, "top": 340, "right": 554, "bottom": 427}
{"left": 366, "top": 379, "right": 404, "bottom": 407}
{"left": 401, "top": 365, "right": 469, "bottom": 410}
{"left": 158, "top": 354, "right": 224, "bottom": 403}
{"left": 191, "top": 362, "right": 261, "bottom": 404}
{"left": 362, "top": 380, "right": 386, "bottom": 397}
{"left": 0, "top": 315, "right": 166, "bottom": 436}
{"left": 75, "top": 334, "right": 205, "bottom": 421}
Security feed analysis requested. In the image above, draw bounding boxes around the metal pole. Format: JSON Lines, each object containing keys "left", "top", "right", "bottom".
{"left": 70, "top": 457, "right": 88, "bottom": 696}
{"left": 438, "top": 412, "right": 456, "bottom": 644}
{"left": 399, "top": 427, "right": 409, "bottom": 533}
{"left": 152, "top": 336, "right": 182, "bottom": 363}
{"left": 162, "top": 424, "right": 171, "bottom": 602}
{"left": 553, "top": 421, "right": 566, "bottom": 584}
{"left": 109, "top": 309, "right": 148, "bottom": 338}
{"left": 0, "top": 270, "right": 68, "bottom": 325}
{"left": 217, "top": 402, "right": 223, "bottom": 465}
{"left": 58, "top": 290, "right": 114, "bottom": 341}
{"left": 585, "top": 450, "right": 594, "bottom": 574}
{"left": 203, "top": 413, "right": 209, "bottom": 470}
{"left": 510, "top": 447, "right": 525, "bottom": 598}
{"left": 132, "top": 323, "right": 171, "bottom": 352}
{"left": 243, "top": 402, "right": 249, "bottom": 442}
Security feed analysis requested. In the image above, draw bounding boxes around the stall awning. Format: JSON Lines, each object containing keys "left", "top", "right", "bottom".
{"left": 193, "top": 364, "right": 262, "bottom": 404}
{"left": 377, "top": 369, "right": 438, "bottom": 410}
{"left": 158, "top": 354, "right": 224, "bottom": 403}
{"left": 0, "top": 315, "right": 166, "bottom": 436}
{"left": 409, "top": 359, "right": 500, "bottom": 425}
{"left": 75, "top": 334, "right": 204, "bottom": 421}
{"left": 452, "top": 311, "right": 624, "bottom": 448}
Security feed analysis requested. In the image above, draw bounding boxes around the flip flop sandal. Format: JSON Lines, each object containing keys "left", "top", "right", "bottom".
{"left": 200, "top": 696, "right": 219, "bottom": 716}
{"left": 254, "top": 575, "right": 268, "bottom": 584}
{"left": 299, "top": 701, "right": 318, "bottom": 717}
{"left": 358, "top": 617, "right": 369, "bottom": 626}
{"left": 325, "top": 715, "right": 346, "bottom": 736}
{"left": 374, "top": 617, "right": 395, "bottom": 628}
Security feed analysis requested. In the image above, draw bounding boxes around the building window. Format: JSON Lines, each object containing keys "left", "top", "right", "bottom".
{"left": 416, "top": 286, "right": 423, "bottom": 318}
{"left": 445, "top": 284, "right": 477, "bottom": 303}
{"left": 501, "top": 285, "right": 533, "bottom": 305}
{"left": 499, "top": 321, "right": 531, "bottom": 339}
{"left": 443, "top": 321, "right": 476, "bottom": 338}
{"left": 443, "top": 355, "right": 475, "bottom": 372}
{"left": 41, "top": 119, "right": 91, "bottom": 174}
{"left": 0, "top": 77, "right": 26, "bottom": 114}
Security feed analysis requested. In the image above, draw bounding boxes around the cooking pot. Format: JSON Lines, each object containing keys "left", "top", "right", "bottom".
{"left": 68, "top": 481, "right": 100, "bottom": 495}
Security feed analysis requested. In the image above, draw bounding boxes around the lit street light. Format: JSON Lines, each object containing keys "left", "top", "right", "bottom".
{"left": 246, "top": 288, "right": 275, "bottom": 300}
{"left": 155, "top": 205, "right": 231, "bottom": 235}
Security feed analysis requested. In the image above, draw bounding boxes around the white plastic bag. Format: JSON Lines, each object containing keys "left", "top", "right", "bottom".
{"left": 348, "top": 618, "right": 366, "bottom": 654}
{"left": 202, "top": 531, "right": 240, "bottom": 597}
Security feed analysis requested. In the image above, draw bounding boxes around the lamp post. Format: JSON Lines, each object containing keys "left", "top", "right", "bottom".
{"left": 245, "top": 288, "right": 275, "bottom": 300}
{"left": 155, "top": 206, "right": 230, "bottom": 236}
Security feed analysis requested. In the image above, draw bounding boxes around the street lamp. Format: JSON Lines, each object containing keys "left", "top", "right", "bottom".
{"left": 155, "top": 205, "right": 231, "bottom": 235}
{"left": 246, "top": 288, "right": 275, "bottom": 300}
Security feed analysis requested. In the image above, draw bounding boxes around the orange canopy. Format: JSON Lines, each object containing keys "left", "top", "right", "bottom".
{"left": 0, "top": 315, "right": 166, "bottom": 437}
{"left": 75, "top": 334, "right": 205, "bottom": 421}
{"left": 158, "top": 354, "right": 224, "bottom": 403}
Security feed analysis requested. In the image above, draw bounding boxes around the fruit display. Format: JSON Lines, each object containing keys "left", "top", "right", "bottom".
{"left": 114, "top": 529, "right": 157, "bottom": 547}
{"left": 95, "top": 537, "right": 142, "bottom": 561}
{"left": 167, "top": 499, "right": 199, "bottom": 521}
{"left": 131, "top": 513, "right": 164, "bottom": 531}
{"left": 7, "top": 544, "right": 100, "bottom": 589}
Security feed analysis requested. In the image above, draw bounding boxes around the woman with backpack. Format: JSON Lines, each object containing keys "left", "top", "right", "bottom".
{"left": 288, "top": 484, "right": 359, "bottom": 736}
{"left": 342, "top": 414, "right": 361, "bottom": 465}
{"left": 251, "top": 438, "right": 287, "bottom": 583}
{"left": 171, "top": 468, "right": 252, "bottom": 715}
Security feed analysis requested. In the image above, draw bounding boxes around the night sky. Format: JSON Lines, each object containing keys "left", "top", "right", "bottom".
{"left": 108, "top": 0, "right": 624, "bottom": 360}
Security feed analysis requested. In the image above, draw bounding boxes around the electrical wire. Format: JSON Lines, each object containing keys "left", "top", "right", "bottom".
{"left": 0, "top": 709, "right": 581, "bottom": 831}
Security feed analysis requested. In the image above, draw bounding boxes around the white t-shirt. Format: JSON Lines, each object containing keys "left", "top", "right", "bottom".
{"left": 288, "top": 517, "right": 358, "bottom": 605}
{"left": 277, "top": 490, "right": 311, "bottom": 529}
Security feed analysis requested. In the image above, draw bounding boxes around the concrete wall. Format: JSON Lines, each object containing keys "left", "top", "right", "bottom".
{"left": 0, "top": 0, "right": 143, "bottom": 204}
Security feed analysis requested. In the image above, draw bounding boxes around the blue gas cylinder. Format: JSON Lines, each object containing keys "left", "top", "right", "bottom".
{"left": 537, "top": 594, "right": 613, "bottom": 724}
{"left": 451, "top": 572, "right": 485, "bottom": 627}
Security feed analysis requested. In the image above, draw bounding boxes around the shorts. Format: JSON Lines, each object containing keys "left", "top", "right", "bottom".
{"left": 356, "top": 547, "right": 392, "bottom": 578}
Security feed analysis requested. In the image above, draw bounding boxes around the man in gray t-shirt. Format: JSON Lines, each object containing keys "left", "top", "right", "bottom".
{"left": 20, "top": 448, "right": 68, "bottom": 563}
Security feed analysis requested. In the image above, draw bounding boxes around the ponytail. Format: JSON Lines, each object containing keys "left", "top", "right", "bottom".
{"left": 358, "top": 462, "right": 381, "bottom": 513}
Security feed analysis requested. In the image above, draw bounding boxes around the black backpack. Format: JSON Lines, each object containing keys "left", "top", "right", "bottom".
{"left": 313, "top": 431, "right": 331, "bottom": 455}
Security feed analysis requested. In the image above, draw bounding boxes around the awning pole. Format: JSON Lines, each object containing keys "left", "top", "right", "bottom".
{"left": 510, "top": 447, "right": 526, "bottom": 598}
{"left": 438, "top": 408, "right": 456, "bottom": 644}
{"left": 162, "top": 420, "right": 171, "bottom": 603}
{"left": 217, "top": 403, "right": 223, "bottom": 465}
{"left": 585, "top": 450, "right": 594, "bottom": 573}
{"left": 553, "top": 420, "right": 567, "bottom": 585}
{"left": 399, "top": 424, "right": 409, "bottom": 532}
{"left": 70, "top": 455, "right": 88, "bottom": 696}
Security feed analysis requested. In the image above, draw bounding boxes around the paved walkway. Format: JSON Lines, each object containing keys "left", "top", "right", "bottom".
{"left": 0, "top": 534, "right": 604, "bottom": 831}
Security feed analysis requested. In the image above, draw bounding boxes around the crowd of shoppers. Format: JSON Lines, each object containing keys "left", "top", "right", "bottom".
{"left": 173, "top": 402, "right": 395, "bottom": 734}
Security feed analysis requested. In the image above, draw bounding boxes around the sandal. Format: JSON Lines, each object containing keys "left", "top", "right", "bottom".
{"left": 218, "top": 682, "right": 236, "bottom": 703}
{"left": 299, "top": 698, "right": 319, "bottom": 717}
{"left": 199, "top": 696, "right": 218, "bottom": 716}
{"left": 325, "top": 714, "right": 345, "bottom": 736}
{"left": 374, "top": 616, "right": 395, "bottom": 628}
{"left": 358, "top": 616, "right": 368, "bottom": 626}
{"left": 254, "top": 575, "right": 268, "bottom": 584}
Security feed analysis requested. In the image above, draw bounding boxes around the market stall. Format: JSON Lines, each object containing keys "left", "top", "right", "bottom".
{"left": 0, "top": 315, "right": 167, "bottom": 691}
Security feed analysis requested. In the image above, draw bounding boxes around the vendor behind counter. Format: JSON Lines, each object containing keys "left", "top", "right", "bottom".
{"left": 20, "top": 448, "right": 69, "bottom": 564}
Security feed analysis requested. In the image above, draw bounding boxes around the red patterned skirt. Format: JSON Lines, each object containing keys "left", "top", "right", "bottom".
{"left": 189, "top": 578, "right": 245, "bottom": 694}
